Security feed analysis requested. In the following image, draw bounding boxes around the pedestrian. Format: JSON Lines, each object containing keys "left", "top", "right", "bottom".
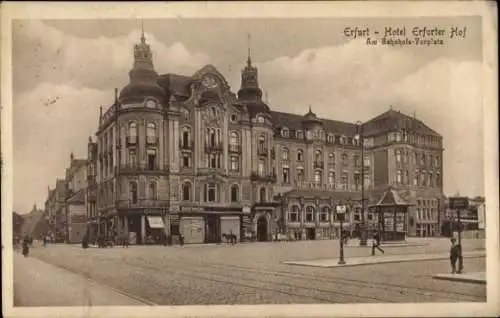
{"left": 371, "top": 231, "right": 384, "bottom": 255}
{"left": 43, "top": 234, "right": 47, "bottom": 247}
{"left": 22, "top": 235, "right": 30, "bottom": 257}
{"left": 82, "top": 234, "right": 89, "bottom": 249}
{"left": 179, "top": 233, "right": 185, "bottom": 246}
{"left": 449, "top": 237, "right": 463, "bottom": 274}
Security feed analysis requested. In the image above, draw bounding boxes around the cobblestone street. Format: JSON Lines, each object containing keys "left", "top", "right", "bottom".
{"left": 15, "top": 238, "right": 486, "bottom": 305}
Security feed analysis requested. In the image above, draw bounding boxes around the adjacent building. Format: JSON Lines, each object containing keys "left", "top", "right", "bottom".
{"left": 45, "top": 179, "right": 67, "bottom": 242}
{"left": 91, "top": 31, "right": 445, "bottom": 244}
{"left": 65, "top": 153, "right": 88, "bottom": 243}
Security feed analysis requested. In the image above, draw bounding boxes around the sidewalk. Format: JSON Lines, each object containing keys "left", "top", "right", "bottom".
{"left": 432, "top": 272, "right": 486, "bottom": 284}
{"left": 13, "top": 252, "right": 155, "bottom": 306}
{"left": 282, "top": 250, "right": 485, "bottom": 268}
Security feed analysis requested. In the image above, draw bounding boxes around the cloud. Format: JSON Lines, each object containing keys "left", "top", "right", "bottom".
{"left": 257, "top": 40, "right": 483, "bottom": 197}
{"left": 13, "top": 20, "right": 210, "bottom": 94}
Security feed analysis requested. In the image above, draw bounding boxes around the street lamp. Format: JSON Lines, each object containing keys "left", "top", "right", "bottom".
{"left": 336, "top": 204, "right": 347, "bottom": 265}
{"left": 457, "top": 207, "right": 464, "bottom": 273}
{"left": 355, "top": 121, "right": 367, "bottom": 246}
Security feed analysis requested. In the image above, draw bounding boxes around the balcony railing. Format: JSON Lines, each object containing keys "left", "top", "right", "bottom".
{"left": 229, "top": 144, "right": 242, "bottom": 153}
{"left": 116, "top": 163, "right": 169, "bottom": 174}
{"left": 116, "top": 199, "right": 169, "bottom": 209}
{"left": 313, "top": 161, "right": 324, "bottom": 169}
{"left": 126, "top": 136, "right": 137, "bottom": 146}
{"left": 146, "top": 136, "right": 159, "bottom": 146}
{"left": 179, "top": 140, "right": 195, "bottom": 150}
{"left": 205, "top": 143, "right": 223, "bottom": 152}
{"left": 257, "top": 147, "right": 268, "bottom": 156}
{"left": 294, "top": 181, "right": 370, "bottom": 192}
{"left": 251, "top": 172, "right": 277, "bottom": 183}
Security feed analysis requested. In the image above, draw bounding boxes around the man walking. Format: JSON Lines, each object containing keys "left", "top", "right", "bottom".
{"left": 371, "top": 231, "right": 385, "bottom": 255}
{"left": 449, "top": 237, "right": 462, "bottom": 274}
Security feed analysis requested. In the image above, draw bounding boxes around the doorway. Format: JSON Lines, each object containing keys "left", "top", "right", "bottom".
{"left": 306, "top": 228, "right": 316, "bottom": 240}
{"left": 257, "top": 215, "right": 268, "bottom": 241}
{"left": 205, "top": 215, "right": 221, "bottom": 243}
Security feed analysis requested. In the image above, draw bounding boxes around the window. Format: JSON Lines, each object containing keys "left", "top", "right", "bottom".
{"left": 328, "top": 171, "right": 335, "bottom": 185}
{"left": 182, "top": 182, "right": 191, "bottom": 201}
{"left": 353, "top": 154, "right": 360, "bottom": 167}
{"left": 259, "top": 187, "right": 266, "bottom": 203}
{"left": 281, "top": 128, "right": 289, "bottom": 138}
{"left": 404, "top": 170, "right": 409, "bottom": 185}
{"left": 329, "top": 153, "right": 335, "bottom": 165}
{"left": 296, "top": 130, "right": 304, "bottom": 139}
{"left": 258, "top": 159, "right": 265, "bottom": 175}
{"left": 129, "top": 181, "right": 138, "bottom": 204}
{"left": 282, "top": 167, "right": 289, "bottom": 183}
{"left": 281, "top": 148, "right": 289, "bottom": 161}
{"left": 428, "top": 172, "right": 433, "bottom": 187}
{"left": 320, "top": 207, "right": 329, "bottom": 222}
{"left": 289, "top": 206, "right": 299, "bottom": 222}
{"left": 209, "top": 129, "right": 216, "bottom": 147}
{"left": 395, "top": 132, "right": 402, "bottom": 142}
{"left": 230, "top": 114, "right": 238, "bottom": 123}
{"left": 181, "top": 108, "right": 189, "bottom": 120}
{"left": 341, "top": 172, "right": 349, "bottom": 190}
{"left": 230, "top": 131, "right": 239, "bottom": 146}
{"left": 436, "top": 173, "right": 441, "bottom": 187}
{"left": 182, "top": 127, "right": 191, "bottom": 148}
{"left": 435, "top": 156, "right": 441, "bottom": 167}
{"left": 256, "top": 115, "right": 265, "bottom": 123}
{"left": 314, "top": 170, "right": 322, "bottom": 183}
{"left": 297, "top": 150, "right": 303, "bottom": 161}
{"left": 341, "top": 153, "right": 348, "bottom": 165}
{"left": 230, "top": 156, "right": 239, "bottom": 171}
{"left": 328, "top": 134, "right": 335, "bottom": 143}
{"left": 414, "top": 170, "right": 419, "bottom": 185}
{"left": 149, "top": 181, "right": 157, "bottom": 200}
{"left": 421, "top": 154, "right": 426, "bottom": 165}
{"left": 396, "top": 170, "right": 402, "bottom": 184}
{"left": 413, "top": 152, "right": 418, "bottom": 165}
{"left": 354, "top": 173, "right": 361, "bottom": 189}
{"left": 296, "top": 167, "right": 304, "bottom": 182}
{"left": 230, "top": 185, "right": 239, "bottom": 202}
{"left": 205, "top": 183, "right": 217, "bottom": 202}
{"left": 128, "top": 121, "right": 137, "bottom": 143}
{"left": 147, "top": 149, "right": 157, "bottom": 170}
{"left": 258, "top": 134, "right": 266, "bottom": 150}
{"left": 363, "top": 156, "right": 370, "bottom": 167}
{"left": 429, "top": 155, "right": 434, "bottom": 167}
{"left": 314, "top": 150, "right": 322, "bottom": 162}
{"left": 396, "top": 150, "right": 402, "bottom": 163}
{"left": 306, "top": 207, "right": 314, "bottom": 222}
{"left": 341, "top": 136, "right": 347, "bottom": 145}
{"left": 182, "top": 153, "right": 191, "bottom": 168}
{"left": 129, "top": 149, "right": 137, "bottom": 166}
{"left": 146, "top": 122, "right": 156, "bottom": 141}
{"left": 421, "top": 170, "right": 426, "bottom": 186}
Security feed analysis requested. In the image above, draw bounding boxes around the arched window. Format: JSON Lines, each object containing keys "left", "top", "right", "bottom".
{"left": 329, "top": 153, "right": 335, "bottom": 165}
{"left": 149, "top": 181, "right": 157, "bottom": 200}
{"left": 129, "top": 181, "right": 138, "bottom": 204}
{"left": 314, "top": 170, "right": 322, "bottom": 183}
{"left": 296, "top": 167, "right": 304, "bottom": 182}
{"left": 146, "top": 122, "right": 156, "bottom": 137}
{"left": 182, "top": 182, "right": 191, "bottom": 201}
{"left": 341, "top": 153, "right": 348, "bottom": 165}
{"left": 297, "top": 150, "right": 304, "bottom": 161}
{"left": 259, "top": 187, "right": 266, "bottom": 203}
{"left": 230, "top": 185, "right": 239, "bottom": 202}
{"left": 281, "top": 148, "right": 289, "bottom": 161}
{"left": 305, "top": 206, "right": 315, "bottom": 222}
{"left": 209, "top": 129, "right": 216, "bottom": 147}
{"left": 258, "top": 134, "right": 266, "bottom": 150}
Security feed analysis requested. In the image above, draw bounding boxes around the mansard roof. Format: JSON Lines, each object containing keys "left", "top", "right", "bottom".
{"left": 271, "top": 111, "right": 358, "bottom": 137}
{"left": 363, "top": 109, "right": 440, "bottom": 137}
{"left": 157, "top": 73, "right": 195, "bottom": 101}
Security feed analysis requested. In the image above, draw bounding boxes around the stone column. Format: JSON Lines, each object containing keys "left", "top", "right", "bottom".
{"left": 141, "top": 215, "right": 146, "bottom": 244}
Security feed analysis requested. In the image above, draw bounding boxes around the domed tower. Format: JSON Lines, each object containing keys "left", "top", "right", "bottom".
{"left": 302, "top": 105, "right": 323, "bottom": 130}
{"left": 119, "top": 28, "right": 165, "bottom": 105}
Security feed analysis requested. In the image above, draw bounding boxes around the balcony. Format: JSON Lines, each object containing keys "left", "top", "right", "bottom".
{"left": 116, "top": 199, "right": 169, "bottom": 209}
{"left": 294, "top": 181, "right": 369, "bottom": 192}
{"left": 205, "top": 143, "right": 223, "bottom": 152}
{"left": 146, "top": 136, "right": 159, "bottom": 146}
{"left": 229, "top": 144, "right": 242, "bottom": 153}
{"left": 116, "top": 163, "right": 169, "bottom": 175}
{"left": 251, "top": 172, "right": 277, "bottom": 183}
{"left": 313, "top": 161, "right": 324, "bottom": 169}
{"left": 179, "top": 140, "right": 195, "bottom": 150}
{"left": 257, "top": 147, "right": 269, "bottom": 156}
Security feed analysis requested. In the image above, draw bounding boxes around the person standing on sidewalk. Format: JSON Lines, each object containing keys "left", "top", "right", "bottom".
{"left": 449, "top": 237, "right": 462, "bottom": 274}
{"left": 371, "top": 231, "right": 384, "bottom": 255}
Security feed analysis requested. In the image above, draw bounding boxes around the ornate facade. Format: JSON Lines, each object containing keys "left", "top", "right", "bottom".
{"left": 93, "top": 32, "right": 445, "bottom": 244}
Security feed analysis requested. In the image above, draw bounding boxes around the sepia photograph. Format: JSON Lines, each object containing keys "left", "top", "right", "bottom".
{"left": 1, "top": 2, "right": 498, "bottom": 318}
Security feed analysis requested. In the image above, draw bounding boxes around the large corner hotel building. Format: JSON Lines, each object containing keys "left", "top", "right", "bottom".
{"left": 86, "top": 32, "right": 445, "bottom": 244}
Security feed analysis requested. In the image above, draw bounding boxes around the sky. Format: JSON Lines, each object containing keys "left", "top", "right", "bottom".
{"left": 12, "top": 17, "right": 484, "bottom": 214}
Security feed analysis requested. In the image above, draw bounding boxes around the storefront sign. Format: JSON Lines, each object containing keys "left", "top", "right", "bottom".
{"left": 449, "top": 197, "right": 469, "bottom": 210}
{"left": 147, "top": 216, "right": 165, "bottom": 229}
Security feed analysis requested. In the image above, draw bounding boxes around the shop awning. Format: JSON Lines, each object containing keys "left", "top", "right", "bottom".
{"left": 147, "top": 216, "right": 165, "bottom": 229}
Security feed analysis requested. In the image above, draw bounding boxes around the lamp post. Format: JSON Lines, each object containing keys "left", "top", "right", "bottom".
{"left": 457, "top": 207, "right": 464, "bottom": 273}
{"left": 336, "top": 204, "right": 347, "bottom": 265}
{"left": 355, "top": 121, "right": 367, "bottom": 246}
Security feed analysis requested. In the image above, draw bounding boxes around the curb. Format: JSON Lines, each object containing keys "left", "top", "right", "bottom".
{"left": 432, "top": 274, "right": 486, "bottom": 285}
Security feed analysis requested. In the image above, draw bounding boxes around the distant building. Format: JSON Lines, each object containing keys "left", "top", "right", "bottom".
{"left": 85, "top": 137, "right": 98, "bottom": 242}
{"left": 441, "top": 196, "right": 485, "bottom": 238}
{"left": 64, "top": 152, "right": 88, "bottom": 243}
{"left": 13, "top": 211, "right": 24, "bottom": 243}
{"left": 45, "top": 179, "right": 68, "bottom": 242}
{"left": 20, "top": 204, "right": 46, "bottom": 239}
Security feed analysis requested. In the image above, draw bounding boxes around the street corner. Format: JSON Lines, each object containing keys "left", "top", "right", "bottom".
{"left": 432, "top": 272, "right": 486, "bottom": 284}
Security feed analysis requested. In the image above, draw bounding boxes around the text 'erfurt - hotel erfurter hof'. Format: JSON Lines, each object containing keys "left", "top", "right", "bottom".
{"left": 344, "top": 26, "right": 467, "bottom": 47}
